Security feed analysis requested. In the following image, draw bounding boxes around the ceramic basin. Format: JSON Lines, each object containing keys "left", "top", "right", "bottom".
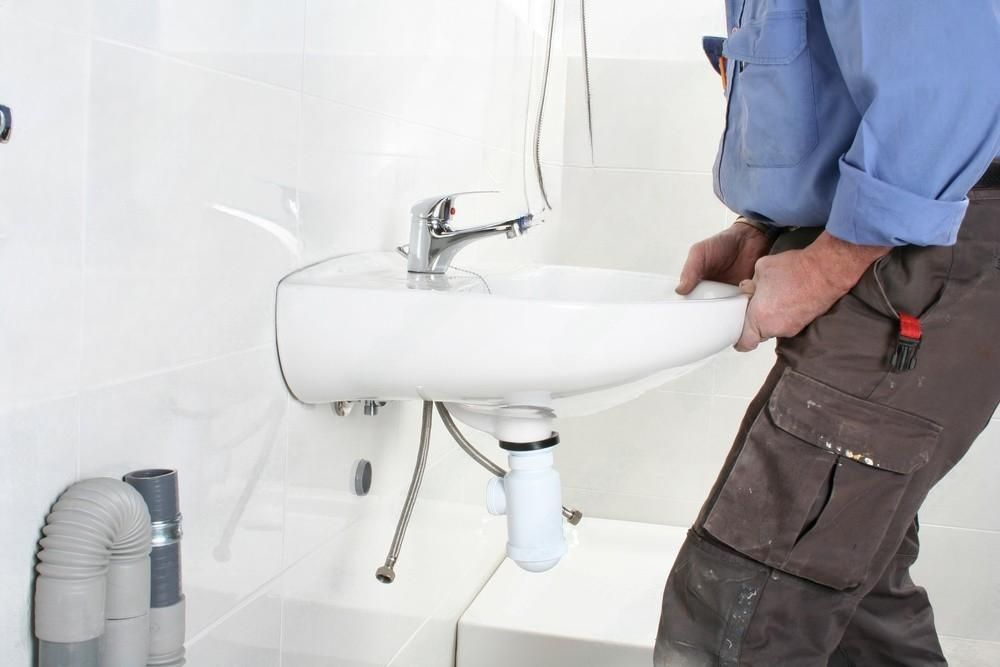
{"left": 275, "top": 252, "right": 747, "bottom": 425}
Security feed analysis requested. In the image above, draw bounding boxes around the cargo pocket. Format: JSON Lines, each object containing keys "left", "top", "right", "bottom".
{"left": 723, "top": 9, "right": 818, "bottom": 167}
{"left": 702, "top": 368, "right": 941, "bottom": 591}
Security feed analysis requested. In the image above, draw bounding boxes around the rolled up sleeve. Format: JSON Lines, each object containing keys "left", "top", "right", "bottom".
{"left": 820, "top": 0, "right": 1000, "bottom": 247}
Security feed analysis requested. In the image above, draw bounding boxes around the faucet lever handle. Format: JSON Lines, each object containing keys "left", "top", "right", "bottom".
{"left": 410, "top": 190, "right": 500, "bottom": 224}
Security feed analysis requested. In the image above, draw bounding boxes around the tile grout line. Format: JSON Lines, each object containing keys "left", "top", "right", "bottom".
{"left": 275, "top": 11, "right": 311, "bottom": 661}
{"left": 82, "top": 343, "right": 274, "bottom": 394}
{"left": 920, "top": 522, "right": 1000, "bottom": 536}
{"left": 940, "top": 634, "right": 1000, "bottom": 646}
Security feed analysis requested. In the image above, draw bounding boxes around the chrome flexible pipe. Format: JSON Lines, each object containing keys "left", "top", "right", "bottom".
{"left": 376, "top": 401, "right": 434, "bottom": 583}
{"left": 435, "top": 403, "right": 505, "bottom": 477}
{"left": 435, "top": 403, "right": 582, "bottom": 525}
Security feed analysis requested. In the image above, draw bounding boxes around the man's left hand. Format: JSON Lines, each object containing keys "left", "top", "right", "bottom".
{"left": 736, "top": 232, "right": 890, "bottom": 352}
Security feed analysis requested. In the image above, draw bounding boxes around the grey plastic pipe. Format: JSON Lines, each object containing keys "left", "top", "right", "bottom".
{"left": 34, "top": 478, "right": 153, "bottom": 667}
{"left": 125, "top": 469, "right": 186, "bottom": 667}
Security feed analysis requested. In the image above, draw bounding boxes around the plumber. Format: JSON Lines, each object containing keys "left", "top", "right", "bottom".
{"left": 655, "top": 2, "right": 1000, "bottom": 665}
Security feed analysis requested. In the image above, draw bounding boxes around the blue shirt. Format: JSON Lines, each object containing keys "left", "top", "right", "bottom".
{"left": 713, "top": 0, "right": 1000, "bottom": 247}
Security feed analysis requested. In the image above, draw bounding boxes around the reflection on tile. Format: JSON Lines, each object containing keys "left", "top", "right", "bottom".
{"left": 0, "top": 397, "right": 80, "bottom": 666}
{"left": 911, "top": 525, "right": 1000, "bottom": 643}
{"left": 280, "top": 500, "right": 503, "bottom": 667}
{"left": 83, "top": 41, "right": 299, "bottom": 386}
{"left": 185, "top": 587, "right": 282, "bottom": 667}
{"left": 0, "top": 20, "right": 87, "bottom": 406}
{"left": 93, "top": 0, "right": 307, "bottom": 89}
{"left": 78, "top": 348, "right": 288, "bottom": 636}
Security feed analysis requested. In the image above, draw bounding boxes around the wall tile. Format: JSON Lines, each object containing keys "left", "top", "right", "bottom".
{"left": 711, "top": 342, "right": 777, "bottom": 399}
{"left": 5, "top": 0, "right": 93, "bottom": 34}
{"left": 548, "top": 167, "right": 727, "bottom": 277}
{"left": 922, "top": 420, "right": 1000, "bottom": 532}
{"left": 93, "top": 0, "right": 307, "bottom": 90}
{"left": 83, "top": 42, "right": 300, "bottom": 386}
{"left": 911, "top": 526, "right": 1000, "bottom": 643}
{"left": 940, "top": 637, "right": 1000, "bottom": 667}
{"left": 555, "top": 391, "right": 749, "bottom": 519}
{"left": 584, "top": 59, "right": 726, "bottom": 173}
{"left": 298, "top": 96, "right": 530, "bottom": 266}
{"left": 78, "top": 347, "right": 288, "bottom": 637}
{"left": 561, "top": 486, "right": 704, "bottom": 529}
{"left": 304, "top": 0, "right": 501, "bottom": 143}
{"left": 584, "top": 1, "right": 726, "bottom": 63}
{"left": 0, "top": 397, "right": 79, "bottom": 666}
{"left": 0, "top": 19, "right": 88, "bottom": 406}
{"left": 283, "top": 399, "right": 470, "bottom": 567}
{"left": 280, "top": 501, "right": 504, "bottom": 667}
{"left": 185, "top": 586, "right": 283, "bottom": 666}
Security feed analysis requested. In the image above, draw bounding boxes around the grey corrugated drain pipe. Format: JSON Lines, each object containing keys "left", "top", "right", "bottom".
{"left": 34, "top": 478, "right": 153, "bottom": 667}
{"left": 125, "top": 469, "right": 186, "bottom": 667}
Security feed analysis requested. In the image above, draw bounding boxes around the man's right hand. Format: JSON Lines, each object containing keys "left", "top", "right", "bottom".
{"left": 675, "top": 221, "right": 774, "bottom": 295}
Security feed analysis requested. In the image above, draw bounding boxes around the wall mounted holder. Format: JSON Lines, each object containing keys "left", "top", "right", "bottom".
{"left": 332, "top": 400, "right": 386, "bottom": 417}
{"left": 0, "top": 104, "right": 12, "bottom": 143}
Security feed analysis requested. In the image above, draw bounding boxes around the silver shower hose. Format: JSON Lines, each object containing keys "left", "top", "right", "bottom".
{"left": 532, "top": 0, "right": 557, "bottom": 210}
{"left": 435, "top": 403, "right": 582, "bottom": 525}
{"left": 376, "top": 401, "right": 434, "bottom": 583}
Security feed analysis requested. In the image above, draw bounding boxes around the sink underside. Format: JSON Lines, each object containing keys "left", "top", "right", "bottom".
{"left": 276, "top": 252, "right": 747, "bottom": 418}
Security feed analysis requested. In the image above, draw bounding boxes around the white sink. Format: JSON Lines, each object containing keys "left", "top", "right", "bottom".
{"left": 277, "top": 251, "right": 747, "bottom": 573}
{"left": 275, "top": 252, "right": 747, "bottom": 426}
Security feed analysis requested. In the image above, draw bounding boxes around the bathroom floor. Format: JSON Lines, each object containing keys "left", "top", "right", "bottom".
{"left": 458, "top": 518, "right": 1000, "bottom": 667}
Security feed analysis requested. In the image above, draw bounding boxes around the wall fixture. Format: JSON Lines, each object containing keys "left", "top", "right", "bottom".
{"left": 1, "top": 104, "right": 12, "bottom": 143}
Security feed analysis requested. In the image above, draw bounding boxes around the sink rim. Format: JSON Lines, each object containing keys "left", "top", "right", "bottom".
{"left": 279, "top": 251, "right": 747, "bottom": 308}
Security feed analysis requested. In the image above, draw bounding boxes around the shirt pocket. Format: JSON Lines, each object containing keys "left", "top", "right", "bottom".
{"left": 723, "top": 9, "right": 819, "bottom": 168}
{"left": 702, "top": 368, "right": 941, "bottom": 591}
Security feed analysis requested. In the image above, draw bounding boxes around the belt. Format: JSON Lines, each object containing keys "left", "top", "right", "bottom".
{"left": 974, "top": 159, "right": 1000, "bottom": 190}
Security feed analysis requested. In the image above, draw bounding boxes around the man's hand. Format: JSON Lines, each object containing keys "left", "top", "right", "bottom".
{"left": 736, "top": 232, "right": 890, "bottom": 351}
{"left": 676, "top": 221, "right": 773, "bottom": 295}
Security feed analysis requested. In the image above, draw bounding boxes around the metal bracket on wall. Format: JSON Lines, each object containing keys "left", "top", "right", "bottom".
{"left": 0, "top": 104, "right": 11, "bottom": 143}
{"left": 332, "top": 400, "right": 387, "bottom": 417}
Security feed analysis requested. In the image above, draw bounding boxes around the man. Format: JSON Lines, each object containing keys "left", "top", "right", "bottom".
{"left": 655, "top": 2, "right": 1000, "bottom": 665}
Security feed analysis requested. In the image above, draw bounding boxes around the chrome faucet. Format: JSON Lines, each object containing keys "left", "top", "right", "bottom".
{"left": 402, "top": 192, "right": 534, "bottom": 274}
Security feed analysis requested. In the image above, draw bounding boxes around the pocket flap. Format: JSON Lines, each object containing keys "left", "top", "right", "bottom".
{"left": 723, "top": 11, "right": 807, "bottom": 65}
{"left": 767, "top": 369, "right": 941, "bottom": 474}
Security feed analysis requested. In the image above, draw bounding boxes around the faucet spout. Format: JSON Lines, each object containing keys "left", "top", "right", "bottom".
{"left": 404, "top": 192, "right": 534, "bottom": 274}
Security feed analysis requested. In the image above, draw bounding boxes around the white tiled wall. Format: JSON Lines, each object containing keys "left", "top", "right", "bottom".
{"left": 0, "top": 1, "right": 546, "bottom": 664}
{"left": 3, "top": 1, "right": 997, "bottom": 665}
{"left": 550, "top": 0, "right": 1000, "bottom": 655}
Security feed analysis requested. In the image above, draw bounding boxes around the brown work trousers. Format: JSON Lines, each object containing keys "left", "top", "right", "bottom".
{"left": 656, "top": 161, "right": 1000, "bottom": 667}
